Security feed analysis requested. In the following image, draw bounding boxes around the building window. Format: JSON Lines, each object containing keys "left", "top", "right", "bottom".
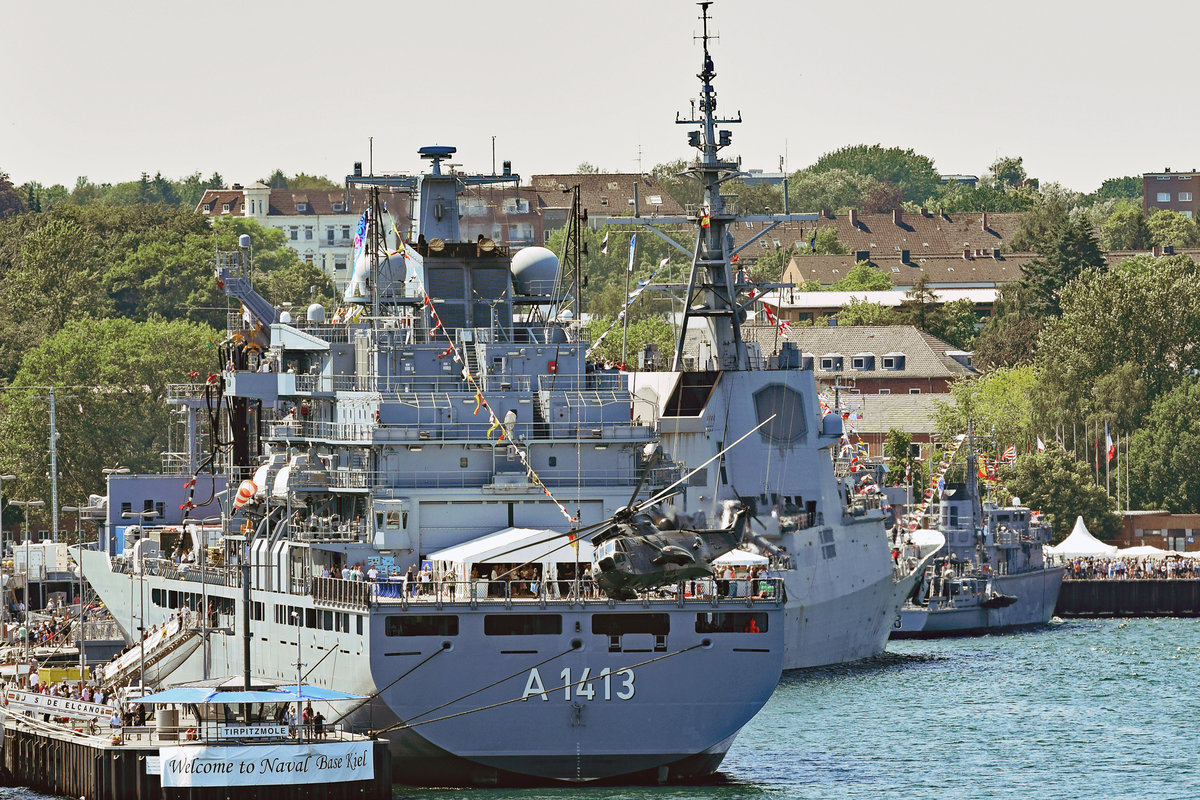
{"left": 878, "top": 388, "right": 891, "bottom": 395}
{"left": 334, "top": 257, "right": 347, "bottom": 271}
{"left": 202, "top": 203, "right": 212, "bottom": 213}
{"left": 297, "top": 203, "right": 308, "bottom": 212}
{"left": 1183, "top": 211, "right": 1194, "bottom": 219}
{"left": 290, "top": 227, "right": 298, "bottom": 240}
{"left": 1180, "top": 192, "right": 1193, "bottom": 202}
{"left": 332, "top": 201, "right": 345, "bottom": 212}
{"left": 305, "top": 227, "right": 313, "bottom": 240}
{"left": 502, "top": 198, "right": 530, "bottom": 214}
{"left": 327, "top": 226, "right": 335, "bottom": 244}
{"left": 342, "top": 225, "right": 351, "bottom": 239}
{"left": 909, "top": 388, "right": 921, "bottom": 394}
{"left": 304, "top": 254, "right": 314, "bottom": 263}
{"left": 600, "top": 196, "right": 609, "bottom": 206}
{"left": 221, "top": 203, "right": 231, "bottom": 213}
{"left": 1157, "top": 192, "right": 1171, "bottom": 203}
{"left": 1157, "top": 175, "right": 1171, "bottom": 181}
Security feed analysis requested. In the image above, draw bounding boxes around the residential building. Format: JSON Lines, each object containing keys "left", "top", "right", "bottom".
{"left": 1143, "top": 168, "right": 1200, "bottom": 218}
{"left": 530, "top": 173, "right": 686, "bottom": 234}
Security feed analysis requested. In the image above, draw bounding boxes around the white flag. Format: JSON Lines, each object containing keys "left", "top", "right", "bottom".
{"left": 1036, "top": 437, "right": 1045, "bottom": 453}
{"left": 600, "top": 231, "right": 609, "bottom": 255}
{"left": 627, "top": 233, "right": 636, "bottom": 272}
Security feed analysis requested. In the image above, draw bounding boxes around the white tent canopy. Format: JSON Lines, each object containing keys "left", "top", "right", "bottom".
{"left": 1115, "top": 545, "right": 1174, "bottom": 559}
{"left": 1045, "top": 516, "right": 1118, "bottom": 559}
{"left": 427, "top": 527, "right": 594, "bottom": 592}
{"left": 713, "top": 549, "right": 769, "bottom": 567}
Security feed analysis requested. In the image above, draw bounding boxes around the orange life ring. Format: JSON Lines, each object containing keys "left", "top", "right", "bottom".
{"left": 186, "top": 728, "right": 197, "bottom": 740}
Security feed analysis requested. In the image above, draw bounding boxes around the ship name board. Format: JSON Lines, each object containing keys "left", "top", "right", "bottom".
{"left": 521, "top": 667, "right": 636, "bottom": 701}
{"left": 4, "top": 689, "right": 111, "bottom": 720}
{"left": 218, "top": 724, "right": 289, "bottom": 739}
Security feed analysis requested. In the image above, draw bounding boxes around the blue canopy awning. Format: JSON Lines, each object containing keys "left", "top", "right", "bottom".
{"left": 131, "top": 685, "right": 364, "bottom": 704}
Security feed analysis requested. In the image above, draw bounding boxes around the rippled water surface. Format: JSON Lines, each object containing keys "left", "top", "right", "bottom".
{"left": 4, "top": 618, "right": 1197, "bottom": 800}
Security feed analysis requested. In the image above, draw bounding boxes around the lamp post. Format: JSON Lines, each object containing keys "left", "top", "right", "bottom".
{"left": 62, "top": 503, "right": 89, "bottom": 682}
{"left": 122, "top": 509, "right": 160, "bottom": 692}
{"left": 0, "top": 474, "right": 16, "bottom": 640}
{"left": 10, "top": 499, "right": 45, "bottom": 658}
{"left": 291, "top": 609, "right": 303, "bottom": 744}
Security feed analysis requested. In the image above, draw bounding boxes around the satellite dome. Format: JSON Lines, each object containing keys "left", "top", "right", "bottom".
{"left": 511, "top": 247, "right": 559, "bottom": 295}
{"left": 307, "top": 303, "right": 326, "bottom": 322}
{"left": 279, "top": 310, "right": 293, "bottom": 324}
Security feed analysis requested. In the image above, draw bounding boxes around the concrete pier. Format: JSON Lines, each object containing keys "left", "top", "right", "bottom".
{"left": 1056, "top": 579, "right": 1200, "bottom": 617}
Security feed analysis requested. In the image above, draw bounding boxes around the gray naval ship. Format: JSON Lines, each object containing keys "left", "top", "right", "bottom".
{"left": 604, "top": 4, "right": 938, "bottom": 669}
{"left": 77, "top": 142, "right": 786, "bottom": 791}
{"left": 891, "top": 447, "right": 1065, "bottom": 637}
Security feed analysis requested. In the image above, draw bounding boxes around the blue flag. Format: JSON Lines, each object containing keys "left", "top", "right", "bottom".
{"left": 628, "top": 233, "right": 636, "bottom": 273}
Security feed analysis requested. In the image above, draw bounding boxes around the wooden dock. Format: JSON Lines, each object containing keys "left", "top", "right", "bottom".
{"left": 1056, "top": 579, "right": 1200, "bottom": 617}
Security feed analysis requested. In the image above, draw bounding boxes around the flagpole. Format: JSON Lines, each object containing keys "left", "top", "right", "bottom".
{"left": 1105, "top": 423, "right": 1111, "bottom": 497}
{"left": 621, "top": 234, "right": 634, "bottom": 367}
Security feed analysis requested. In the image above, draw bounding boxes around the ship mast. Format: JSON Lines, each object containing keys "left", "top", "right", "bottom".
{"left": 672, "top": 1, "right": 746, "bottom": 370}
{"left": 605, "top": 1, "right": 818, "bottom": 372}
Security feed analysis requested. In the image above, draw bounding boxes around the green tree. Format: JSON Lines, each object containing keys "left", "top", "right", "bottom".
{"left": 883, "top": 427, "right": 924, "bottom": 489}
{"left": 988, "top": 155, "right": 1027, "bottom": 188}
{"left": 1126, "top": 379, "right": 1200, "bottom": 513}
{"left": 972, "top": 312, "right": 1044, "bottom": 371}
{"left": 834, "top": 298, "right": 897, "bottom": 326}
{"left": 263, "top": 169, "right": 289, "bottom": 189}
{"left": 933, "top": 366, "right": 1038, "bottom": 452}
{"left": 582, "top": 315, "right": 675, "bottom": 367}
{"left": 651, "top": 159, "right": 701, "bottom": 209}
{"left": 1005, "top": 450, "right": 1121, "bottom": 542}
{"left": 810, "top": 227, "right": 846, "bottom": 255}
{"left": 805, "top": 144, "right": 941, "bottom": 204}
{"left": 926, "top": 181, "right": 1039, "bottom": 214}
{"left": 1094, "top": 175, "right": 1142, "bottom": 200}
{"left": 256, "top": 259, "right": 337, "bottom": 310}
{"left": 787, "top": 168, "right": 899, "bottom": 214}
{"left": 1019, "top": 215, "right": 1105, "bottom": 317}
{"left": 1008, "top": 202, "right": 1068, "bottom": 252}
{"left": 0, "top": 317, "right": 220, "bottom": 503}
{"left": 725, "top": 180, "right": 783, "bottom": 215}
{"left": 1099, "top": 201, "right": 1151, "bottom": 250}
{"left": 1146, "top": 208, "right": 1200, "bottom": 247}
{"left": 0, "top": 216, "right": 112, "bottom": 380}
{"left": 0, "top": 169, "right": 24, "bottom": 218}
{"left": 831, "top": 261, "right": 892, "bottom": 291}
{"left": 287, "top": 173, "right": 339, "bottom": 189}
{"left": 1033, "top": 254, "right": 1200, "bottom": 433}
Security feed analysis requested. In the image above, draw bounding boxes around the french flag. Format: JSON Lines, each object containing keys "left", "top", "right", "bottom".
{"left": 1105, "top": 423, "right": 1114, "bottom": 463}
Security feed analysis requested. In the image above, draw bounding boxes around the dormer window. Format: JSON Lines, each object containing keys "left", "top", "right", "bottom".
{"left": 851, "top": 353, "right": 874, "bottom": 370}
{"left": 502, "top": 198, "right": 529, "bottom": 214}
{"left": 202, "top": 203, "right": 212, "bottom": 213}
{"left": 221, "top": 203, "right": 231, "bottom": 213}
{"left": 296, "top": 203, "right": 308, "bottom": 212}
{"left": 332, "top": 201, "right": 345, "bottom": 212}
{"left": 600, "top": 196, "right": 609, "bottom": 206}
{"left": 881, "top": 353, "right": 906, "bottom": 370}
{"left": 819, "top": 353, "right": 843, "bottom": 371}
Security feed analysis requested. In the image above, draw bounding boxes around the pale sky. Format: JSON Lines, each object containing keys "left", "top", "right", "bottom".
{"left": 3, "top": 0, "right": 1198, "bottom": 195}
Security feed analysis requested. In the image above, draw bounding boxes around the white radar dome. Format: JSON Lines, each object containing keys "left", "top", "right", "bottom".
{"left": 307, "top": 303, "right": 326, "bottom": 322}
{"left": 279, "top": 310, "right": 293, "bottom": 324}
{"left": 511, "top": 247, "right": 560, "bottom": 295}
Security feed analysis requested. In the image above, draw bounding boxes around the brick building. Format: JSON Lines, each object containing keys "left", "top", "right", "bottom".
{"left": 1143, "top": 168, "right": 1200, "bottom": 218}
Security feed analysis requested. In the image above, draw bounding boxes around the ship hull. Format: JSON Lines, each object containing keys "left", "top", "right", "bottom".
{"left": 891, "top": 566, "right": 1065, "bottom": 638}
{"left": 80, "top": 549, "right": 782, "bottom": 785}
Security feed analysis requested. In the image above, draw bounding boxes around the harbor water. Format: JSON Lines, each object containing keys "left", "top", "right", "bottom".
{"left": 3, "top": 618, "right": 1196, "bottom": 800}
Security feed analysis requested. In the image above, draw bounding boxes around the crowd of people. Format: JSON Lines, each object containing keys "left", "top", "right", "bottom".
{"left": 1061, "top": 556, "right": 1200, "bottom": 580}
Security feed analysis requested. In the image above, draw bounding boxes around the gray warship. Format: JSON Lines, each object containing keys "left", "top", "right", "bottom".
{"left": 891, "top": 447, "right": 1065, "bottom": 637}
{"left": 77, "top": 11, "right": 789, "bottom": 786}
{"left": 604, "top": 6, "right": 937, "bottom": 669}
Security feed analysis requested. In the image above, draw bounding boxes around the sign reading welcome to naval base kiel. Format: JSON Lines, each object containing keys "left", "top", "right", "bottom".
{"left": 154, "top": 741, "right": 373, "bottom": 787}
{"left": 4, "top": 689, "right": 111, "bottom": 721}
